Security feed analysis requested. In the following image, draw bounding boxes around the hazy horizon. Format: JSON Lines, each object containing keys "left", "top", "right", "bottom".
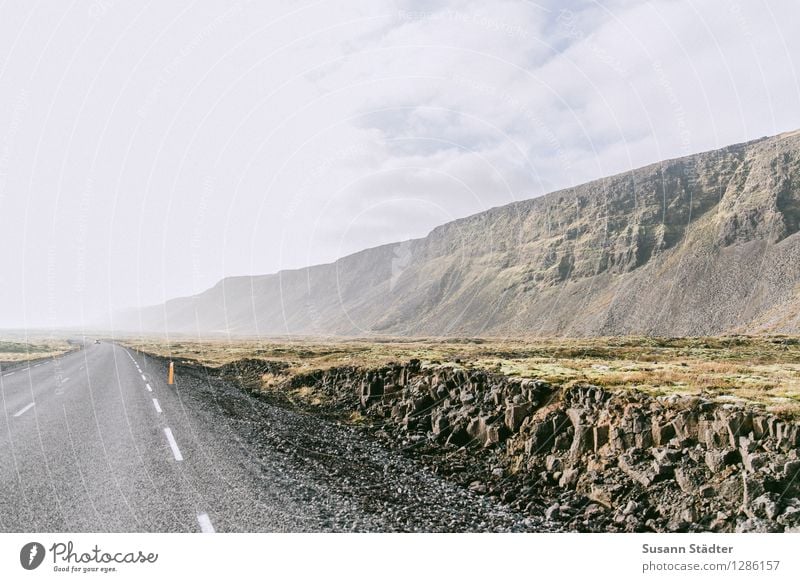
{"left": 1, "top": 0, "right": 798, "bottom": 328}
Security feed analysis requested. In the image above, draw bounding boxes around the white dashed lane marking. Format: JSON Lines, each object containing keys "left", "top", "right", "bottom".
{"left": 163, "top": 427, "right": 183, "bottom": 461}
{"left": 197, "top": 513, "right": 215, "bottom": 533}
{"left": 146, "top": 383, "right": 152, "bottom": 392}
{"left": 152, "top": 398, "right": 162, "bottom": 414}
{"left": 141, "top": 374, "right": 146, "bottom": 381}
{"left": 13, "top": 402, "right": 35, "bottom": 417}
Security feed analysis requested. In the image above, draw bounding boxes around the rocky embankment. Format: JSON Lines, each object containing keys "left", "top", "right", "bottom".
{"left": 219, "top": 359, "right": 800, "bottom": 532}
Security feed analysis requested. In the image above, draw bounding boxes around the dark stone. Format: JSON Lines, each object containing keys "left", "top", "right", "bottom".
{"left": 570, "top": 425, "right": 595, "bottom": 459}
{"left": 594, "top": 425, "right": 610, "bottom": 451}
{"left": 742, "top": 451, "right": 767, "bottom": 473}
{"left": 525, "top": 420, "right": 554, "bottom": 455}
{"left": 559, "top": 468, "right": 580, "bottom": 489}
{"left": 672, "top": 412, "right": 699, "bottom": 442}
{"left": 752, "top": 416, "right": 769, "bottom": 439}
{"left": 360, "top": 377, "right": 384, "bottom": 405}
{"left": 785, "top": 460, "right": 800, "bottom": 481}
{"left": 545, "top": 504, "right": 560, "bottom": 520}
{"left": 505, "top": 403, "right": 533, "bottom": 432}
{"left": 431, "top": 412, "right": 450, "bottom": 439}
{"left": 652, "top": 422, "right": 676, "bottom": 446}
{"left": 705, "top": 449, "right": 740, "bottom": 473}
{"left": 553, "top": 433, "right": 572, "bottom": 452}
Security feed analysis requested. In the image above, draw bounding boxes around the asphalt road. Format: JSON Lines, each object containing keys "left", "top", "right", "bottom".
{"left": 0, "top": 342, "right": 237, "bottom": 532}
{"left": 0, "top": 342, "right": 537, "bottom": 533}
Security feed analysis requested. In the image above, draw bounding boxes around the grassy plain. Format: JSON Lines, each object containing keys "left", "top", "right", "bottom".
{"left": 0, "top": 337, "right": 76, "bottom": 363}
{"left": 119, "top": 335, "right": 800, "bottom": 416}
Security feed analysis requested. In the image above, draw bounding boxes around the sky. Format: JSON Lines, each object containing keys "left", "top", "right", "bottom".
{"left": 0, "top": 0, "right": 798, "bottom": 329}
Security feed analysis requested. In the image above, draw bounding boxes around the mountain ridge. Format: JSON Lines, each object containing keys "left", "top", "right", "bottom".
{"left": 117, "top": 130, "right": 800, "bottom": 337}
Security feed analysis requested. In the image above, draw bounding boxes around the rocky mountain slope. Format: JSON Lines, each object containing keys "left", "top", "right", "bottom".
{"left": 119, "top": 129, "right": 800, "bottom": 337}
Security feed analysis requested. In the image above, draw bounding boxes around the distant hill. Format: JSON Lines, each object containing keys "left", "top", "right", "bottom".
{"left": 117, "top": 130, "right": 800, "bottom": 337}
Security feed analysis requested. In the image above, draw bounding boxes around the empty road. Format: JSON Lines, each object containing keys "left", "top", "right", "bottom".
{"left": 0, "top": 342, "right": 535, "bottom": 532}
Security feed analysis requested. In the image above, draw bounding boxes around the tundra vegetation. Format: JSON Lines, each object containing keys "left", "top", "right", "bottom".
{"left": 121, "top": 335, "right": 800, "bottom": 416}
{"left": 0, "top": 337, "right": 76, "bottom": 364}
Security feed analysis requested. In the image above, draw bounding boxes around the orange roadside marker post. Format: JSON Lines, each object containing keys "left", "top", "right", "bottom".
{"left": 168, "top": 361, "right": 174, "bottom": 385}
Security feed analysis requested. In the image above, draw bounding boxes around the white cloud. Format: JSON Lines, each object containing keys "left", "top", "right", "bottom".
{"left": 0, "top": 0, "right": 797, "bottom": 326}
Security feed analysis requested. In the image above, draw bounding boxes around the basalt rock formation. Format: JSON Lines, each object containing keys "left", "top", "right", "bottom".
{"left": 240, "top": 359, "right": 800, "bottom": 532}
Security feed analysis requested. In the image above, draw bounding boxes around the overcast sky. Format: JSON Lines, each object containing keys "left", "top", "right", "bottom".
{"left": 0, "top": 0, "right": 798, "bottom": 329}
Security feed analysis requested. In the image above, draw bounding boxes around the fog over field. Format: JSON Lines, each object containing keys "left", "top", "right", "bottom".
{"left": 0, "top": 1, "right": 798, "bottom": 329}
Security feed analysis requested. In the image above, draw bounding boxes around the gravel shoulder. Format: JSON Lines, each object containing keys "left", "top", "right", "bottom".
{"left": 169, "top": 360, "right": 547, "bottom": 532}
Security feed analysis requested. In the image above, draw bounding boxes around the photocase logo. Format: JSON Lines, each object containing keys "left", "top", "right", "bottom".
{"left": 20, "top": 542, "right": 45, "bottom": 570}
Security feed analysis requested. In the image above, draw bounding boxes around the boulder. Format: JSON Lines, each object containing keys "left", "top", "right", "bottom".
{"left": 742, "top": 451, "right": 767, "bottom": 473}
{"left": 505, "top": 403, "right": 533, "bottom": 432}
{"left": 466, "top": 417, "right": 487, "bottom": 445}
{"left": 466, "top": 416, "right": 501, "bottom": 448}
{"left": 524, "top": 420, "right": 555, "bottom": 455}
{"left": 589, "top": 485, "right": 614, "bottom": 508}
{"left": 593, "top": 425, "right": 610, "bottom": 451}
{"left": 553, "top": 433, "right": 572, "bottom": 452}
{"left": 559, "top": 468, "right": 580, "bottom": 489}
{"left": 674, "top": 466, "right": 706, "bottom": 494}
{"left": 721, "top": 411, "right": 753, "bottom": 448}
{"left": 652, "top": 422, "right": 676, "bottom": 447}
{"left": 618, "top": 453, "right": 656, "bottom": 487}
{"left": 545, "top": 455, "right": 563, "bottom": 473}
{"left": 748, "top": 494, "right": 779, "bottom": 520}
{"left": 752, "top": 416, "right": 770, "bottom": 439}
{"left": 567, "top": 407, "right": 586, "bottom": 428}
{"left": 431, "top": 412, "right": 450, "bottom": 439}
{"left": 742, "top": 474, "right": 766, "bottom": 509}
{"left": 672, "top": 412, "right": 699, "bottom": 442}
{"left": 570, "top": 425, "right": 595, "bottom": 460}
{"left": 705, "top": 449, "right": 739, "bottom": 473}
{"left": 544, "top": 503, "right": 560, "bottom": 520}
{"left": 360, "top": 377, "right": 383, "bottom": 406}
{"left": 784, "top": 460, "right": 800, "bottom": 481}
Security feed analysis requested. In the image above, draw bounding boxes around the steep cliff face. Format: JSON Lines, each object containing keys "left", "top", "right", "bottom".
{"left": 121, "top": 130, "right": 800, "bottom": 337}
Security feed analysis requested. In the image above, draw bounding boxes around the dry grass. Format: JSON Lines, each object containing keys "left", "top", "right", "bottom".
{"left": 289, "top": 385, "right": 328, "bottom": 407}
{"left": 0, "top": 338, "right": 76, "bottom": 363}
{"left": 119, "top": 334, "right": 800, "bottom": 415}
